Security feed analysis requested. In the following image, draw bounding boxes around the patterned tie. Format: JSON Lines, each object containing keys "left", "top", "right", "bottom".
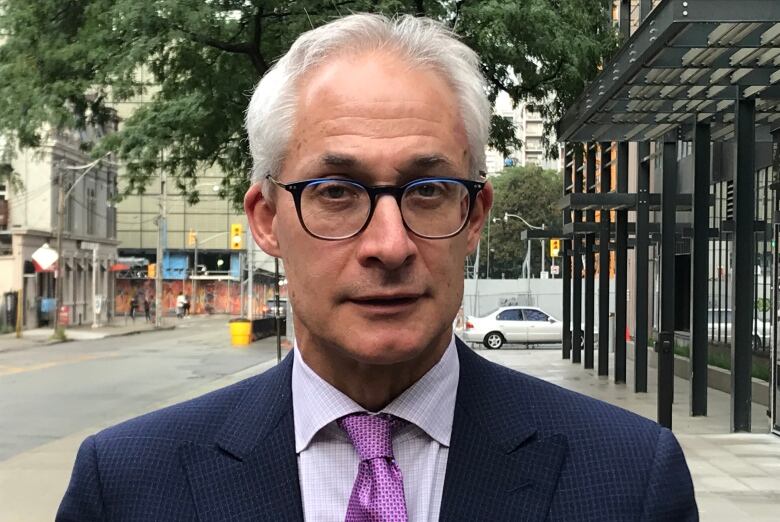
{"left": 338, "top": 413, "right": 409, "bottom": 522}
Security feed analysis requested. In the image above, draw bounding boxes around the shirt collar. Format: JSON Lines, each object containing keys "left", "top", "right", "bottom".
{"left": 292, "top": 336, "right": 459, "bottom": 453}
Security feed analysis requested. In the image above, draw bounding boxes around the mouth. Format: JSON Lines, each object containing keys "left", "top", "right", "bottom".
{"left": 348, "top": 294, "right": 423, "bottom": 312}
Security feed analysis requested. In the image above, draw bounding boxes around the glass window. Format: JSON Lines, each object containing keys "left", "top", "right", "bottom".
{"left": 497, "top": 309, "right": 522, "bottom": 321}
{"left": 524, "top": 309, "right": 549, "bottom": 321}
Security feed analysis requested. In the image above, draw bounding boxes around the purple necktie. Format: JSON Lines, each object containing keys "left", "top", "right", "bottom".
{"left": 338, "top": 413, "right": 409, "bottom": 522}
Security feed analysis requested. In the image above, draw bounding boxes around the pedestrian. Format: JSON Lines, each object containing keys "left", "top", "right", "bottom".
{"left": 182, "top": 294, "right": 190, "bottom": 318}
{"left": 58, "top": 14, "right": 697, "bottom": 521}
{"left": 128, "top": 294, "right": 137, "bottom": 323}
{"left": 175, "top": 291, "right": 185, "bottom": 319}
{"left": 143, "top": 296, "right": 151, "bottom": 323}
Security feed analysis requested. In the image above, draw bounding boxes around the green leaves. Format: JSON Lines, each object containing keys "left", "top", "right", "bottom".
{"left": 479, "top": 165, "right": 562, "bottom": 279}
{"left": 0, "top": 0, "right": 615, "bottom": 210}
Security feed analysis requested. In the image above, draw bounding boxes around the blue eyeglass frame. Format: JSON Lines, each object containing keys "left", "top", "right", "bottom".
{"left": 265, "top": 173, "right": 487, "bottom": 240}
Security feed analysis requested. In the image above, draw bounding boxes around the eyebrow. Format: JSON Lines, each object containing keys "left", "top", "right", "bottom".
{"left": 316, "top": 153, "right": 457, "bottom": 173}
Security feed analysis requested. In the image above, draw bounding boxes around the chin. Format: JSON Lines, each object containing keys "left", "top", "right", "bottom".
{"left": 342, "top": 330, "right": 445, "bottom": 366}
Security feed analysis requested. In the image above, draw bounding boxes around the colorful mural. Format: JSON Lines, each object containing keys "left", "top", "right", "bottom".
{"left": 115, "top": 279, "right": 286, "bottom": 316}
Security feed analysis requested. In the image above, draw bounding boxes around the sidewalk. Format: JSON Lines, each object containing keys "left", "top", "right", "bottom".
{"left": 0, "top": 316, "right": 192, "bottom": 352}
{"left": 476, "top": 346, "right": 780, "bottom": 521}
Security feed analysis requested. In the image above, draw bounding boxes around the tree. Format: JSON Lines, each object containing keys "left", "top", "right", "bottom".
{"left": 0, "top": 0, "right": 616, "bottom": 208}
{"left": 477, "top": 164, "right": 562, "bottom": 279}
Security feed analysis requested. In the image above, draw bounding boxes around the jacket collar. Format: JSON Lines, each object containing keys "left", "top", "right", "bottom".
{"left": 179, "top": 340, "right": 568, "bottom": 521}
{"left": 438, "top": 340, "right": 569, "bottom": 521}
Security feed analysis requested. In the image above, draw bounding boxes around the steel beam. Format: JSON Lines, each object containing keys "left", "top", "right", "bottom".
{"left": 691, "top": 122, "right": 711, "bottom": 416}
{"left": 615, "top": 142, "right": 629, "bottom": 384}
{"left": 585, "top": 144, "right": 597, "bottom": 370}
{"left": 562, "top": 145, "right": 572, "bottom": 360}
{"left": 635, "top": 142, "right": 651, "bottom": 393}
{"left": 657, "top": 136, "right": 678, "bottom": 429}
{"left": 731, "top": 91, "right": 756, "bottom": 432}
{"left": 598, "top": 143, "right": 611, "bottom": 376}
{"left": 572, "top": 146, "right": 584, "bottom": 364}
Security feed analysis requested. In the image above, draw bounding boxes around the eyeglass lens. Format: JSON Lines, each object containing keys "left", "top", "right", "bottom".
{"left": 299, "top": 179, "right": 471, "bottom": 239}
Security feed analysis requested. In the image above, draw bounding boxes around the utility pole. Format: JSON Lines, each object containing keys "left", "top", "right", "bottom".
{"left": 192, "top": 235, "right": 198, "bottom": 314}
{"left": 53, "top": 168, "right": 65, "bottom": 336}
{"left": 53, "top": 155, "right": 109, "bottom": 336}
{"left": 247, "top": 229, "right": 254, "bottom": 322}
{"left": 155, "top": 169, "right": 167, "bottom": 327}
{"left": 239, "top": 251, "right": 245, "bottom": 316}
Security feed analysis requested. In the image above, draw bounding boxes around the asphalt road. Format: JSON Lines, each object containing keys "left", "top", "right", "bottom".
{"left": 0, "top": 316, "right": 279, "bottom": 462}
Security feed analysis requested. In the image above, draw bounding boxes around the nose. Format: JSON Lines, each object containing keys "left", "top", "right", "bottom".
{"left": 355, "top": 194, "right": 417, "bottom": 270}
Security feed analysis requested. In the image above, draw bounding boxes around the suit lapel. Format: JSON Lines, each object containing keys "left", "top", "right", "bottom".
{"left": 180, "top": 353, "right": 304, "bottom": 521}
{"left": 439, "top": 342, "right": 568, "bottom": 522}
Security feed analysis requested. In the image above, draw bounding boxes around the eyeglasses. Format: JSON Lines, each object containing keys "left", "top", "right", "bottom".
{"left": 266, "top": 175, "right": 486, "bottom": 241}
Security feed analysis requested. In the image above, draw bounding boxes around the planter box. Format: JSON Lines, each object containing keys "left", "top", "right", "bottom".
{"left": 626, "top": 341, "right": 769, "bottom": 407}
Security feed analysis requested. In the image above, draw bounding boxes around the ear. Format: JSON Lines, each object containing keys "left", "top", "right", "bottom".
{"left": 244, "top": 183, "right": 281, "bottom": 257}
{"left": 466, "top": 181, "right": 493, "bottom": 254}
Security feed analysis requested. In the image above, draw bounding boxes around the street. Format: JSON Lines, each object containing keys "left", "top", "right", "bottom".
{"left": 0, "top": 316, "right": 282, "bottom": 520}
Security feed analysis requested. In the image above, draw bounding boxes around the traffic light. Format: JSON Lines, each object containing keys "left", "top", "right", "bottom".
{"left": 549, "top": 239, "right": 561, "bottom": 258}
{"left": 187, "top": 229, "right": 197, "bottom": 247}
{"left": 230, "top": 223, "right": 243, "bottom": 250}
{"left": 147, "top": 263, "right": 156, "bottom": 278}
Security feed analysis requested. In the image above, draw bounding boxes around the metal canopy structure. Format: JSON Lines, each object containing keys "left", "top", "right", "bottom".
{"left": 557, "top": 0, "right": 780, "bottom": 433}
{"left": 558, "top": 0, "right": 780, "bottom": 143}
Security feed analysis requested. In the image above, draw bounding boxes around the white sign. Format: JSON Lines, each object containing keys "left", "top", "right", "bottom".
{"left": 550, "top": 265, "right": 560, "bottom": 275}
{"left": 80, "top": 241, "right": 100, "bottom": 251}
{"left": 32, "top": 243, "right": 59, "bottom": 270}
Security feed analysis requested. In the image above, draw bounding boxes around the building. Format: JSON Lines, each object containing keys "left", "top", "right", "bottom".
{"left": 0, "top": 126, "right": 119, "bottom": 329}
{"left": 484, "top": 92, "right": 561, "bottom": 175}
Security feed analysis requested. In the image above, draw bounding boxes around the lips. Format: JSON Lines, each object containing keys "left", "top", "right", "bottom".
{"left": 348, "top": 293, "right": 423, "bottom": 310}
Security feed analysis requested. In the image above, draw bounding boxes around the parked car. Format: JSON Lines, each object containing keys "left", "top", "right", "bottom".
{"left": 462, "top": 306, "right": 584, "bottom": 349}
{"left": 707, "top": 308, "right": 770, "bottom": 353}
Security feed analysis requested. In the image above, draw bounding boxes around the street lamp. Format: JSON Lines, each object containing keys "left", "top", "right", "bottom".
{"left": 503, "top": 212, "right": 546, "bottom": 278}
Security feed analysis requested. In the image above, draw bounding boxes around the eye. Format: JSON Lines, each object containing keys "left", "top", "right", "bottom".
{"left": 408, "top": 181, "right": 446, "bottom": 198}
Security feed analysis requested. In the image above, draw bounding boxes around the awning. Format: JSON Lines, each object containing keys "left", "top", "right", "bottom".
{"left": 109, "top": 263, "right": 131, "bottom": 272}
{"left": 558, "top": 0, "right": 780, "bottom": 143}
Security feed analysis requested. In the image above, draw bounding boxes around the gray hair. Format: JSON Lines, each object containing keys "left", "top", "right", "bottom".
{"left": 245, "top": 13, "right": 491, "bottom": 192}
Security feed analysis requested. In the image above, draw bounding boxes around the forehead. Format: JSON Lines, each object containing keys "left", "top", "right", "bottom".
{"left": 283, "top": 51, "right": 470, "bottom": 181}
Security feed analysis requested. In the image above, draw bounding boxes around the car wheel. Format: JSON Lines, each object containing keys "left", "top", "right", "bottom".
{"left": 484, "top": 332, "right": 505, "bottom": 350}
{"left": 578, "top": 331, "right": 584, "bottom": 350}
{"left": 752, "top": 334, "right": 763, "bottom": 353}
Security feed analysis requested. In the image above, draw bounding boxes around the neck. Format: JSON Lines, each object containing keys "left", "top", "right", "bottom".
{"left": 297, "top": 335, "right": 450, "bottom": 412}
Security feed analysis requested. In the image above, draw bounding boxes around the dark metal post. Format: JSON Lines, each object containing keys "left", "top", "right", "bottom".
{"left": 598, "top": 143, "right": 611, "bottom": 376}
{"left": 635, "top": 142, "right": 650, "bottom": 393}
{"left": 731, "top": 92, "right": 756, "bottom": 432}
{"left": 572, "top": 146, "right": 584, "bottom": 363}
{"left": 619, "top": 0, "right": 631, "bottom": 40}
{"left": 275, "top": 257, "right": 282, "bottom": 363}
{"left": 585, "top": 144, "right": 597, "bottom": 369}
{"left": 639, "top": 0, "right": 653, "bottom": 22}
{"left": 615, "top": 142, "right": 629, "bottom": 383}
{"left": 691, "top": 123, "right": 711, "bottom": 416}
{"left": 562, "top": 145, "right": 572, "bottom": 360}
{"left": 657, "top": 135, "right": 678, "bottom": 429}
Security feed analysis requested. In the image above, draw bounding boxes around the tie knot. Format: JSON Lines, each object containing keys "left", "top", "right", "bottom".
{"left": 337, "top": 413, "right": 403, "bottom": 461}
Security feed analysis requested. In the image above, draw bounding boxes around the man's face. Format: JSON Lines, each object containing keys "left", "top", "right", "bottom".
{"left": 247, "top": 51, "right": 492, "bottom": 367}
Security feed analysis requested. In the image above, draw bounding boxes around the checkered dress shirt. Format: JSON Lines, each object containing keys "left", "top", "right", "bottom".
{"left": 292, "top": 337, "right": 459, "bottom": 522}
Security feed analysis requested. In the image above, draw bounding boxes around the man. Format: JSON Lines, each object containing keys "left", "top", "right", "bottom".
{"left": 58, "top": 14, "right": 697, "bottom": 521}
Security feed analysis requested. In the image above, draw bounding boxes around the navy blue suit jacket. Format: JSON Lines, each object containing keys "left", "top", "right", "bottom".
{"left": 58, "top": 340, "right": 697, "bottom": 521}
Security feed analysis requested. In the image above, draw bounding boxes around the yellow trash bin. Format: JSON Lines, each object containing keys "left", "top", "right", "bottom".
{"left": 229, "top": 320, "right": 252, "bottom": 346}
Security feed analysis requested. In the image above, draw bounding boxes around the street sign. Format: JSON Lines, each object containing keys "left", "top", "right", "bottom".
{"left": 32, "top": 244, "right": 59, "bottom": 271}
{"left": 80, "top": 241, "right": 100, "bottom": 251}
{"left": 551, "top": 264, "right": 560, "bottom": 275}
